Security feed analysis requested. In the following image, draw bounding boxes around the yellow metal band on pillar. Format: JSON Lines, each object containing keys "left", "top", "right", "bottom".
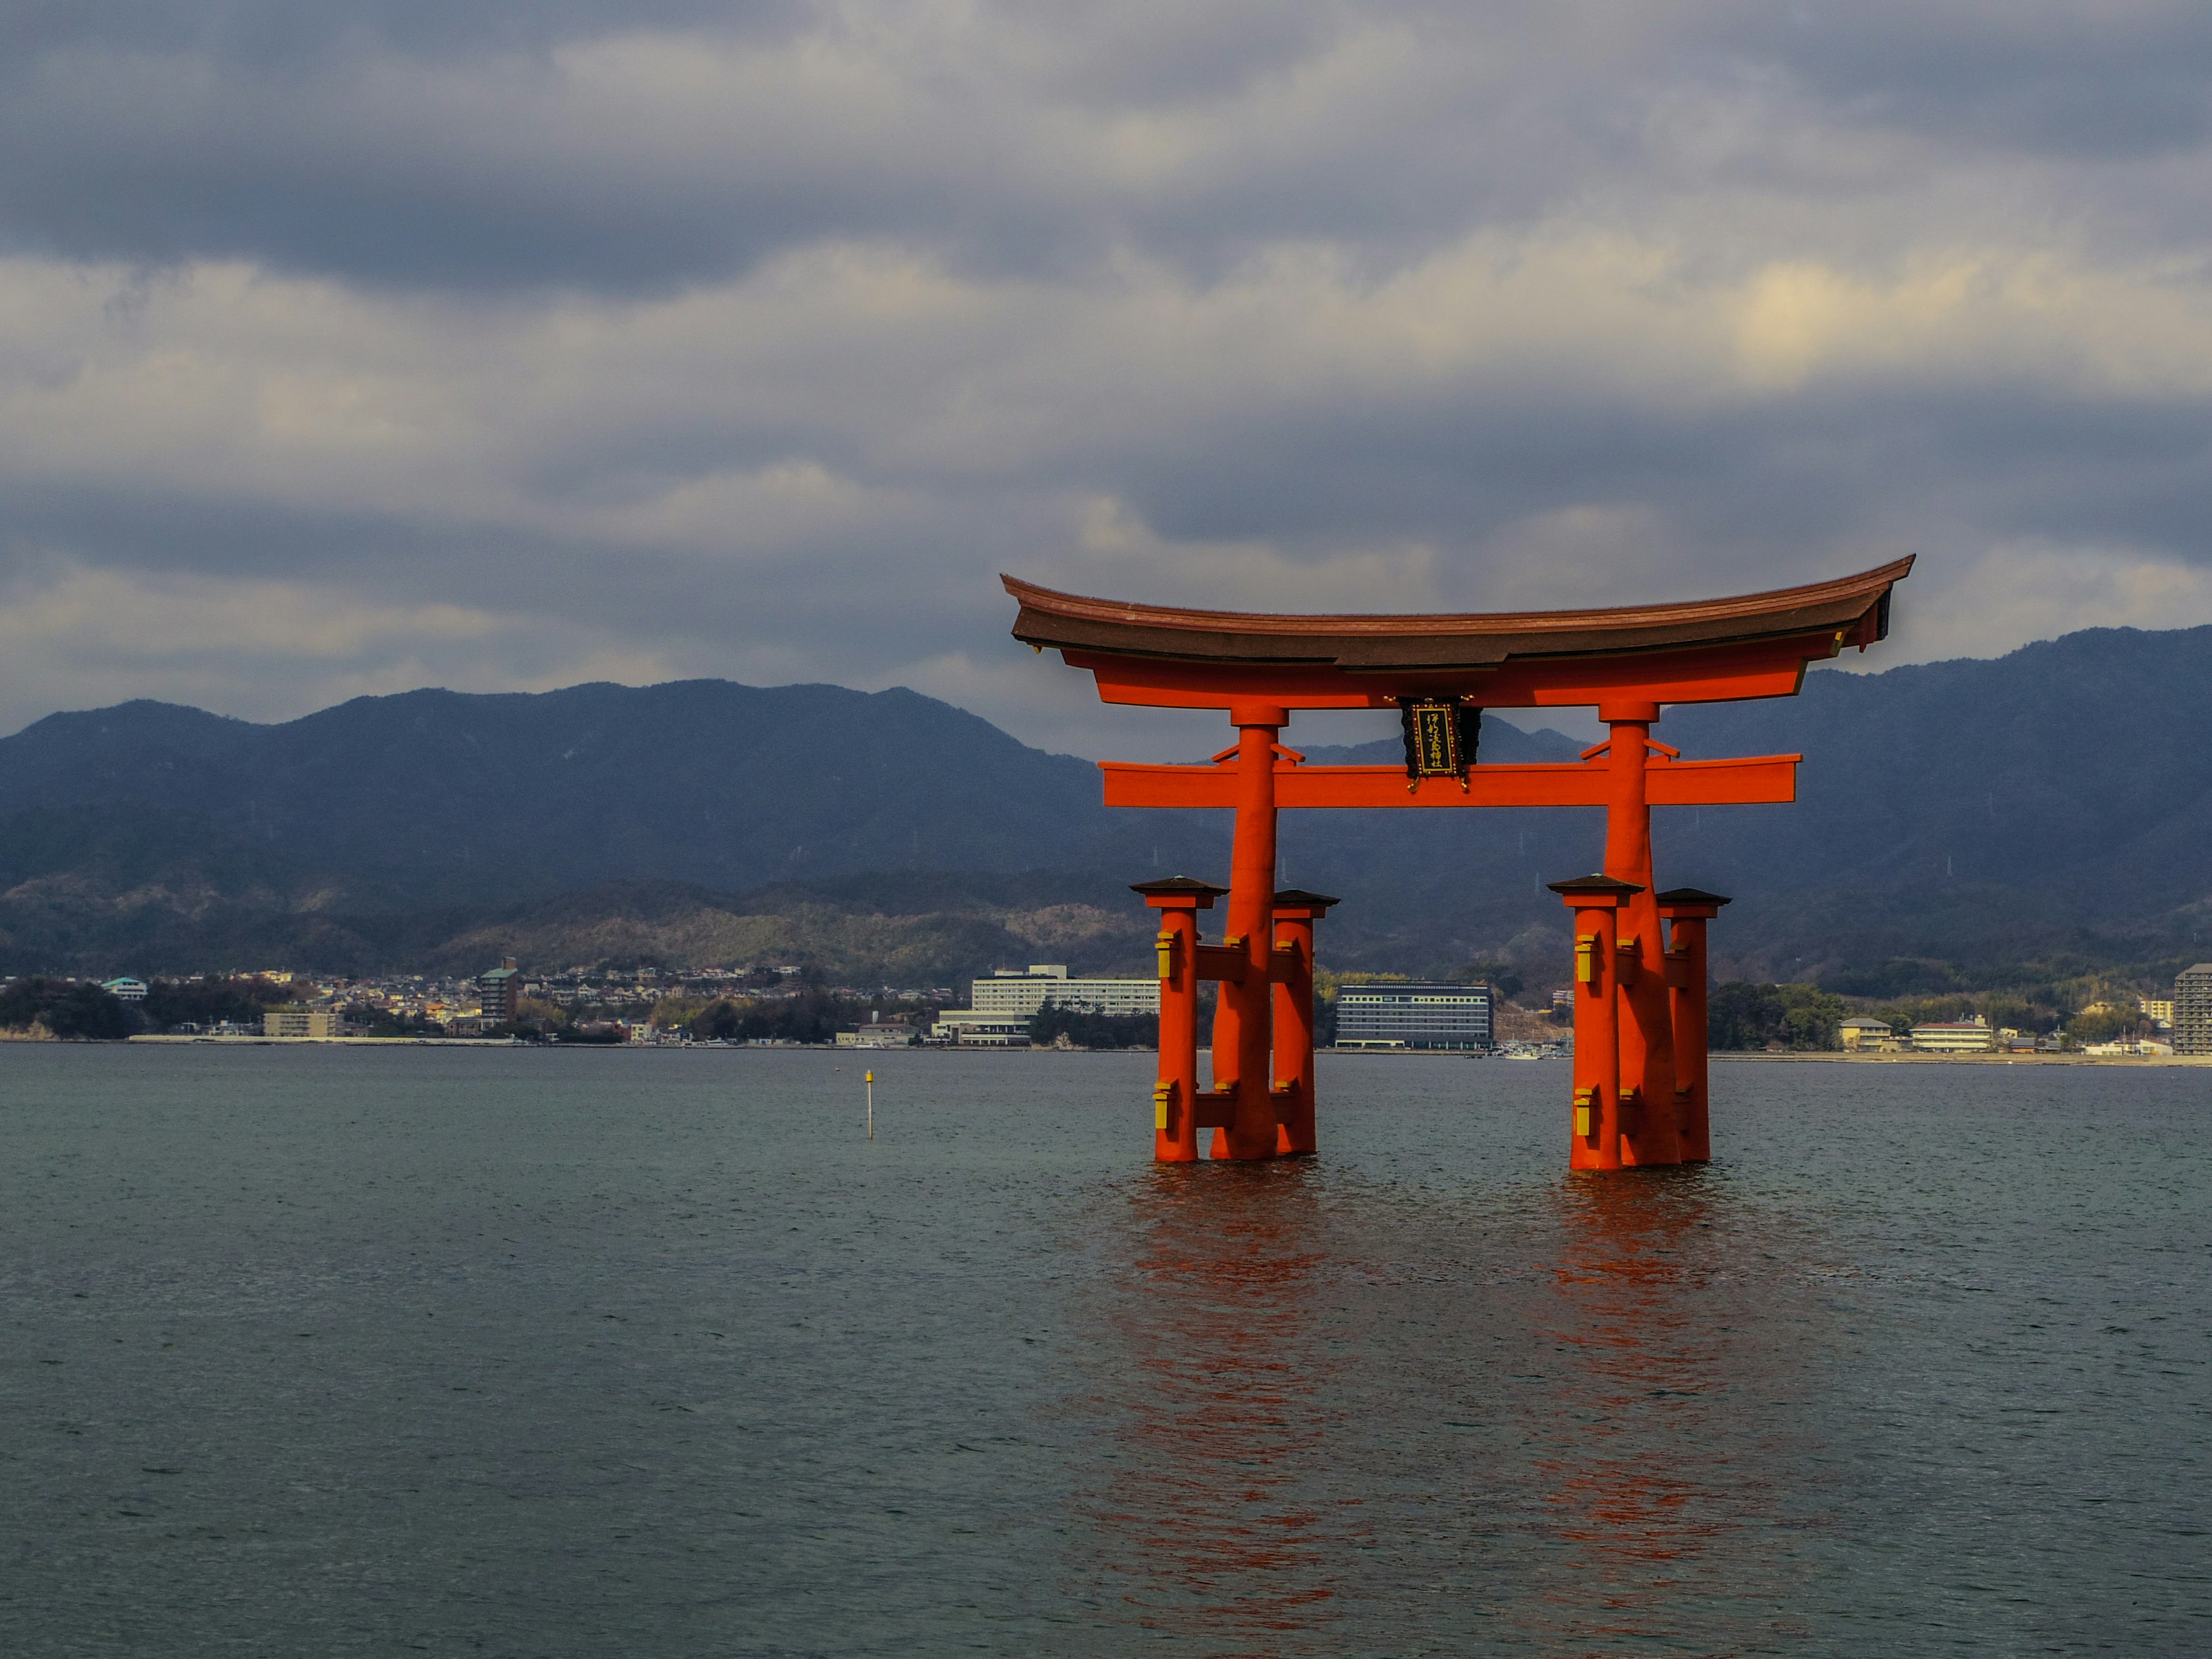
{"left": 1575, "top": 937, "right": 1599, "bottom": 985}
{"left": 1153, "top": 1079, "right": 1173, "bottom": 1130}
{"left": 1154, "top": 931, "right": 1175, "bottom": 979}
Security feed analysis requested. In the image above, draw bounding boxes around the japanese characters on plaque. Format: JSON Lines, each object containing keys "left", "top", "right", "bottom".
{"left": 1398, "top": 697, "right": 1482, "bottom": 780}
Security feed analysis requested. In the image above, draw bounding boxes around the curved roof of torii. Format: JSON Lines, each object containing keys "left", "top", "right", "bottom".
{"left": 1003, "top": 556, "right": 1911, "bottom": 671}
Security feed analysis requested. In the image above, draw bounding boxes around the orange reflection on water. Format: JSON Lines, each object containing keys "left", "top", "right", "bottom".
{"left": 1078, "top": 1162, "right": 1352, "bottom": 1653}
{"left": 1070, "top": 1156, "right": 1819, "bottom": 1655}
{"left": 1522, "top": 1168, "right": 1807, "bottom": 1651}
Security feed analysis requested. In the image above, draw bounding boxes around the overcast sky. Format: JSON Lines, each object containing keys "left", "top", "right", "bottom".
{"left": 3, "top": 1, "right": 2210, "bottom": 756}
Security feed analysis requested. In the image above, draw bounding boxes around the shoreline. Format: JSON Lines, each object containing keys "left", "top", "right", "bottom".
{"left": 1715, "top": 1050, "right": 2211, "bottom": 1067}
{"left": 5, "top": 1037, "right": 2193, "bottom": 1067}
{"left": 120, "top": 1034, "right": 521, "bottom": 1047}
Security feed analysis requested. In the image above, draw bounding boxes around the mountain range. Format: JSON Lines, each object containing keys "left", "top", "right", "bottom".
{"left": 2, "top": 624, "right": 2206, "bottom": 991}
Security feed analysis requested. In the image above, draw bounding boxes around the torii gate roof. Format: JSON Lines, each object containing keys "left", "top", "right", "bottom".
{"left": 1003, "top": 557, "right": 1911, "bottom": 711}
{"left": 1003, "top": 557, "right": 1910, "bottom": 671}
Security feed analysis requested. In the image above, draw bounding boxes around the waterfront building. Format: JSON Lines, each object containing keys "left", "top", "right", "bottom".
{"left": 929, "top": 1010, "right": 1032, "bottom": 1047}
{"left": 968, "top": 965, "right": 1159, "bottom": 1020}
{"left": 1908, "top": 1017, "right": 1996, "bottom": 1053}
{"left": 1839, "top": 1017, "right": 1895, "bottom": 1051}
{"left": 478, "top": 957, "right": 522, "bottom": 1024}
{"left": 2175, "top": 965, "right": 2212, "bottom": 1055}
{"left": 1335, "top": 982, "right": 1494, "bottom": 1050}
{"left": 101, "top": 977, "right": 148, "bottom": 1002}
{"left": 835, "top": 1020, "right": 920, "bottom": 1048}
{"left": 263, "top": 1008, "right": 342, "bottom": 1039}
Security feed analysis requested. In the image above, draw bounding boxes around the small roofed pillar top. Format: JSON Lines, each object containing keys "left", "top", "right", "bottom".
{"left": 1548, "top": 873, "right": 1643, "bottom": 908}
{"left": 1270, "top": 888, "right": 1340, "bottom": 920}
{"left": 1654, "top": 887, "right": 1733, "bottom": 920}
{"left": 1130, "top": 876, "right": 1228, "bottom": 910}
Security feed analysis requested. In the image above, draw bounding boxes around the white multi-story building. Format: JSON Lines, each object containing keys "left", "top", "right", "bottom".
{"left": 924, "top": 965, "right": 1161, "bottom": 1046}
{"left": 1909, "top": 1016, "right": 1995, "bottom": 1053}
{"left": 968, "top": 965, "right": 1160, "bottom": 1020}
{"left": 929, "top": 1011, "right": 1034, "bottom": 1047}
{"left": 2175, "top": 965, "right": 2212, "bottom": 1056}
{"left": 1335, "top": 982, "right": 1494, "bottom": 1050}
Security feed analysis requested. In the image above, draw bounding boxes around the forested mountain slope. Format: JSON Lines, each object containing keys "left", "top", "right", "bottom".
{"left": 1, "top": 626, "right": 2205, "bottom": 985}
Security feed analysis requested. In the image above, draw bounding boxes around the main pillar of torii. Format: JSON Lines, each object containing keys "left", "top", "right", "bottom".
{"left": 1004, "top": 558, "right": 1909, "bottom": 1167}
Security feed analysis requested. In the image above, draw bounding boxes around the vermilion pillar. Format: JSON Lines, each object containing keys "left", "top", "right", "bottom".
{"left": 1210, "top": 705, "right": 1287, "bottom": 1160}
{"left": 1657, "top": 887, "right": 1730, "bottom": 1165}
{"left": 1598, "top": 704, "right": 1682, "bottom": 1167}
{"left": 1132, "top": 877, "right": 1226, "bottom": 1163}
{"left": 1269, "top": 888, "right": 1338, "bottom": 1157}
{"left": 1550, "top": 874, "right": 1640, "bottom": 1171}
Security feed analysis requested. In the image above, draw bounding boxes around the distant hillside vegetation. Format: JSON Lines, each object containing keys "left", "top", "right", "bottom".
{"left": 1, "top": 626, "right": 2208, "bottom": 990}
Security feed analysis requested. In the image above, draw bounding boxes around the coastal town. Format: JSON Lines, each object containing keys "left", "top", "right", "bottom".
{"left": 3, "top": 957, "right": 2205, "bottom": 1058}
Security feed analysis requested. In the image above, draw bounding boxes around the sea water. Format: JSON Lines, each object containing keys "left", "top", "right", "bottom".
{"left": 0, "top": 1046, "right": 2205, "bottom": 1656}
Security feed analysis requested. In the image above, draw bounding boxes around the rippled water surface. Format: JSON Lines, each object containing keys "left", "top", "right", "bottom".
{"left": 1, "top": 1046, "right": 2206, "bottom": 1656}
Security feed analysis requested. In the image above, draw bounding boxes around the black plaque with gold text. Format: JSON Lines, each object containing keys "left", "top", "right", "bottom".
{"left": 1398, "top": 698, "right": 1482, "bottom": 780}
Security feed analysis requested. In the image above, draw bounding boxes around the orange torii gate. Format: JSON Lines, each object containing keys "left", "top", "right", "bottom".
{"left": 1004, "top": 558, "right": 1910, "bottom": 1169}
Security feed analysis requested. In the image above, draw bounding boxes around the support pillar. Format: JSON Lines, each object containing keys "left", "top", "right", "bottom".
{"left": 1550, "top": 874, "right": 1641, "bottom": 1171}
{"left": 1657, "top": 888, "right": 1730, "bottom": 1166}
{"left": 1598, "top": 703, "right": 1682, "bottom": 1166}
{"left": 1210, "top": 706, "right": 1287, "bottom": 1160}
{"left": 1132, "top": 877, "right": 1226, "bottom": 1162}
{"left": 1270, "top": 888, "right": 1339, "bottom": 1156}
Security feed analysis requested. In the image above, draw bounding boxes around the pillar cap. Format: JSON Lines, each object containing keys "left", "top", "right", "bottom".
{"left": 1272, "top": 888, "right": 1340, "bottom": 916}
{"left": 1547, "top": 873, "right": 1643, "bottom": 897}
{"left": 1131, "top": 875, "right": 1228, "bottom": 908}
{"left": 1548, "top": 873, "right": 1641, "bottom": 910}
{"left": 1654, "top": 885, "right": 1732, "bottom": 912}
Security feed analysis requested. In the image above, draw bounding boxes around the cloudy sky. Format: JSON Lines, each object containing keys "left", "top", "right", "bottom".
{"left": 4, "top": 1, "right": 2210, "bottom": 756}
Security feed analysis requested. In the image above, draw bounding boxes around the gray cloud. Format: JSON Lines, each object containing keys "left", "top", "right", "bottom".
{"left": 25, "top": 2, "right": 2210, "bottom": 293}
{"left": 1730, "top": 3, "right": 2212, "bottom": 160}
{"left": 1, "top": 2, "right": 2210, "bottom": 756}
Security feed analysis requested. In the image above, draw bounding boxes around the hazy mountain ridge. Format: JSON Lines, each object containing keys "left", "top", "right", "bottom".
{"left": 0, "top": 681, "right": 1224, "bottom": 906}
{"left": 2, "top": 627, "right": 2207, "bottom": 986}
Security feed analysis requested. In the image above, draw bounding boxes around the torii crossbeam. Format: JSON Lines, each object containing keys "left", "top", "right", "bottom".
{"left": 1005, "top": 557, "right": 1910, "bottom": 1169}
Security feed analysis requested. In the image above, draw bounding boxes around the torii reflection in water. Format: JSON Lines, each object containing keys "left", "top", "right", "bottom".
{"left": 1066, "top": 1153, "right": 1825, "bottom": 1654}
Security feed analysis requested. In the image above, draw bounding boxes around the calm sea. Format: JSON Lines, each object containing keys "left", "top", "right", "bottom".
{"left": 0, "top": 1046, "right": 2205, "bottom": 1656}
